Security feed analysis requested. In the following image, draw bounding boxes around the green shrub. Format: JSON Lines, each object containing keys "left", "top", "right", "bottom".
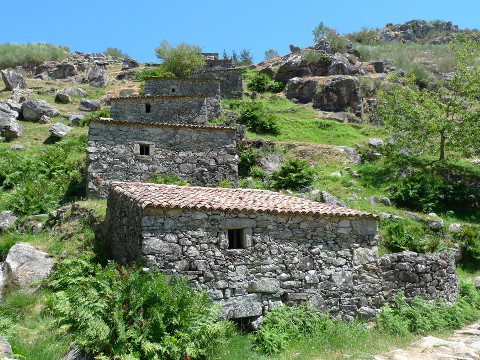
{"left": 254, "top": 305, "right": 326, "bottom": 354}
{"left": 270, "top": 158, "right": 315, "bottom": 191}
{"left": 268, "top": 81, "right": 286, "bottom": 93}
{"left": 377, "top": 286, "right": 480, "bottom": 336}
{"left": 0, "top": 42, "right": 69, "bottom": 69}
{"left": 247, "top": 73, "right": 271, "bottom": 92}
{"left": 47, "top": 256, "right": 233, "bottom": 360}
{"left": 104, "top": 47, "right": 129, "bottom": 59}
{"left": 238, "top": 148, "right": 261, "bottom": 177}
{"left": 451, "top": 226, "right": 480, "bottom": 261}
{"left": 379, "top": 217, "right": 431, "bottom": 253}
{"left": 301, "top": 50, "right": 332, "bottom": 66}
{"left": 79, "top": 109, "right": 110, "bottom": 126}
{"left": 149, "top": 174, "right": 190, "bottom": 186}
{"left": 238, "top": 102, "right": 280, "bottom": 135}
{"left": 134, "top": 68, "right": 176, "bottom": 81}
{"left": 347, "top": 27, "right": 381, "bottom": 45}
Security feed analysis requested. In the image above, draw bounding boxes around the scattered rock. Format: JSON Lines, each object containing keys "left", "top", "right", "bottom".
{"left": 0, "top": 102, "right": 19, "bottom": 120}
{"left": 332, "top": 145, "right": 362, "bottom": 165}
{"left": 11, "top": 144, "right": 25, "bottom": 151}
{"left": 368, "top": 138, "right": 384, "bottom": 147}
{"left": 0, "top": 211, "right": 17, "bottom": 231}
{"left": 426, "top": 216, "right": 444, "bottom": 231}
{"left": 475, "top": 276, "right": 480, "bottom": 291}
{"left": 320, "top": 191, "right": 347, "bottom": 207}
{"left": 0, "top": 335, "right": 13, "bottom": 356}
{"left": 122, "top": 58, "right": 140, "bottom": 69}
{"left": 330, "top": 171, "right": 342, "bottom": 177}
{"left": 3, "top": 242, "right": 54, "bottom": 291}
{"left": 5, "top": 99, "right": 22, "bottom": 113}
{"left": 67, "top": 112, "right": 86, "bottom": 126}
{"left": 79, "top": 99, "right": 101, "bottom": 111}
{"left": 289, "top": 44, "right": 301, "bottom": 53}
{"left": 258, "top": 153, "right": 285, "bottom": 173}
{"left": 61, "top": 345, "right": 94, "bottom": 360}
{"left": 405, "top": 211, "right": 420, "bottom": 222}
{"left": 312, "top": 76, "right": 363, "bottom": 115}
{"left": 85, "top": 66, "right": 109, "bottom": 87}
{"left": 118, "top": 89, "right": 136, "bottom": 97}
{"left": 21, "top": 99, "right": 60, "bottom": 121}
{"left": 365, "top": 196, "right": 391, "bottom": 206}
{"left": 49, "top": 122, "right": 71, "bottom": 139}
{"left": 1, "top": 69, "right": 27, "bottom": 90}
{"left": 63, "top": 87, "right": 88, "bottom": 97}
{"left": 0, "top": 117, "right": 24, "bottom": 139}
{"left": 32, "top": 223, "right": 43, "bottom": 235}
{"left": 50, "top": 63, "right": 77, "bottom": 79}
{"left": 371, "top": 60, "right": 385, "bottom": 73}
{"left": 55, "top": 90, "right": 72, "bottom": 104}
{"left": 448, "top": 223, "right": 464, "bottom": 232}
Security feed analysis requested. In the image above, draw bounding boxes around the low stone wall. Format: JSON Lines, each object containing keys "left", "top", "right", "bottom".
{"left": 203, "top": 59, "right": 235, "bottom": 70}
{"left": 380, "top": 250, "right": 459, "bottom": 304}
{"left": 110, "top": 95, "right": 211, "bottom": 125}
{"left": 87, "top": 119, "right": 238, "bottom": 197}
{"left": 189, "top": 69, "right": 243, "bottom": 99}
{"left": 142, "top": 79, "right": 221, "bottom": 119}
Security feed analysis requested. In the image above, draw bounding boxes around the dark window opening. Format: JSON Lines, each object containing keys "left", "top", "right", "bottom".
{"left": 145, "top": 103, "right": 151, "bottom": 113}
{"left": 139, "top": 144, "right": 150, "bottom": 156}
{"left": 171, "top": 88, "right": 176, "bottom": 93}
{"left": 228, "top": 229, "right": 245, "bottom": 249}
{"left": 210, "top": 63, "right": 213, "bottom": 67}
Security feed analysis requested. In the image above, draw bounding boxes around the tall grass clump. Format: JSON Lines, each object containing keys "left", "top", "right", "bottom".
{"left": 0, "top": 42, "right": 69, "bottom": 69}
{"left": 46, "top": 255, "right": 233, "bottom": 360}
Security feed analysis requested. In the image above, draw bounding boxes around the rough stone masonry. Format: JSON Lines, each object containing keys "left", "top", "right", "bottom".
{"left": 105, "top": 183, "right": 459, "bottom": 322}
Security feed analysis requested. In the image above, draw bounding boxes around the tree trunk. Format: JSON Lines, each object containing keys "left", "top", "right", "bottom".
{"left": 439, "top": 129, "right": 446, "bottom": 161}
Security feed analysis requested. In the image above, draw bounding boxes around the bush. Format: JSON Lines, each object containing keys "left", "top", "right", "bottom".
{"left": 377, "top": 286, "right": 480, "bottom": 336}
{"left": 79, "top": 109, "right": 110, "bottom": 127}
{"left": 134, "top": 68, "right": 175, "bottom": 81}
{"left": 269, "top": 81, "right": 286, "bottom": 93}
{"left": 238, "top": 148, "right": 261, "bottom": 177}
{"left": 47, "top": 256, "right": 233, "bottom": 360}
{"left": 104, "top": 47, "right": 129, "bottom": 59}
{"left": 379, "top": 217, "right": 432, "bottom": 253}
{"left": 247, "top": 73, "right": 271, "bottom": 92}
{"left": 451, "top": 226, "right": 480, "bottom": 261}
{"left": 347, "top": 27, "right": 381, "bottom": 45}
{"left": 155, "top": 41, "right": 205, "bottom": 77}
{"left": 149, "top": 174, "right": 190, "bottom": 186}
{"left": 301, "top": 49, "right": 332, "bottom": 66}
{"left": 0, "top": 42, "right": 69, "bottom": 69}
{"left": 254, "top": 305, "right": 326, "bottom": 354}
{"left": 270, "top": 158, "right": 315, "bottom": 191}
{"left": 238, "top": 102, "right": 280, "bottom": 135}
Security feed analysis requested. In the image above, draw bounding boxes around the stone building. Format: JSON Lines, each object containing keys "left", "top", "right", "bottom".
{"left": 86, "top": 119, "right": 238, "bottom": 198}
{"left": 143, "top": 77, "right": 222, "bottom": 119}
{"left": 104, "top": 182, "right": 458, "bottom": 321}
{"left": 189, "top": 69, "right": 244, "bottom": 99}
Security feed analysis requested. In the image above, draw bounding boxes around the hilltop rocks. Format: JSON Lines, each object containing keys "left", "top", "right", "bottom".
{"left": 1, "top": 69, "right": 27, "bottom": 90}
{"left": 286, "top": 76, "right": 363, "bottom": 115}
{"left": 380, "top": 20, "right": 459, "bottom": 43}
{"left": 3, "top": 242, "right": 54, "bottom": 292}
{"left": 22, "top": 99, "right": 60, "bottom": 121}
{"left": 122, "top": 58, "right": 140, "bottom": 69}
{"left": 79, "top": 66, "right": 109, "bottom": 87}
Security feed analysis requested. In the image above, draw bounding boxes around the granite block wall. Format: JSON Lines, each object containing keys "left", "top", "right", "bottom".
{"left": 189, "top": 69, "right": 243, "bottom": 99}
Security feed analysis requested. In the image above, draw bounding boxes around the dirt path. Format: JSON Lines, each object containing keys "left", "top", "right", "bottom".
{"left": 374, "top": 322, "right": 480, "bottom": 360}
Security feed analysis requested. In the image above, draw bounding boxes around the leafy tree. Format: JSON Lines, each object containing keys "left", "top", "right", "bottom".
{"left": 312, "top": 22, "right": 332, "bottom": 42}
{"left": 231, "top": 50, "right": 239, "bottom": 64}
{"left": 270, "top": 158, "right": 315, "bottom": 191}
{"left": 154, "top": 40, "right": 205, "bottom": 77}
{"left": 239, "top": 49, "right": 254, "bottom": 66}
{"left": 264, "top": 49, "right": 280, "bottom": 60}
{"left": 104, "top": 47, "right": 129, "bottom": 59}
{"left": 374, "top": 36, "right": 480, "bottom": 161}
{"left": 222, "top": 49, "right": 229, "bottom": 60}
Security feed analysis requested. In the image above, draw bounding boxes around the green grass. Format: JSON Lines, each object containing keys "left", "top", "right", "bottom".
{"left": 0, "top": 42, "right": 69, "bottom": 70}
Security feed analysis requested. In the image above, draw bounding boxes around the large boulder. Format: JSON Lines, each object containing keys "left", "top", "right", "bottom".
{"left": 0, "top": 211, "right": 17, "bottom": 231}
{"left": 274, "top": 54, "right": 303, "bottom": 83}
{"left": 61, "top": 346, "right": 94, "bottom": 360}
{"left": 86, "top": 66, "right": 109, "bottom": 87}
{"left": 79, "top": 99, "right": 100, "bottom": 111}
{"left": 55, "top": 90, "right": 71, "bottom": 104}
{"left": 122, "top": 58, "right": 140, "bottom": 69}
{"left": 327, "top": 53, "right": 358, "bottom": 76}
{"left": 0, "top": 102, "right": 19, "bottom": 120}
{"left": 312, "top": 76, "right": 363, "bottom": 115}
{"left": 49, "top": 63, "right": 77, "bottom": 79}
{"left": 285, "top": 77, "right": 320, "bottom": 103}
{"left": 1, "top": 69, "right": 27, "bottom": 90}
{"left": 0, "top": 117, "right": 24, "bottom": 139}
{"left": 3, "top": 242, "right": 54, "bottom": 291}
{"left": 49, "top": 122, "right": 71, "bottom": 139}
{"left": 22, "top": 99, "right": 60, "bottom": 121}
{"left": 63, "top": 87, "right": 88, "bottom": 97}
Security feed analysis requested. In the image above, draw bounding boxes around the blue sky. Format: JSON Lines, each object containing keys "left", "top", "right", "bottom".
{"left": 1, "top": 0, "right": 479, "bottom": 63}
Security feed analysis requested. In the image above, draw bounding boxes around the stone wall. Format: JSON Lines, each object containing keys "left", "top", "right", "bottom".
{"left": 142, "top": 78, "right": 221, "bottom": 119}
{"left": 189, "top": 69, "right": 243, "bottom": 99}
{"left": 87, "top": 120, "right": 238, "bottom": 197}
{"left": 109, "top": 95, "right": 211, "bottom": 125}
{"left": 105, "top": 197, "right": 460, "bottom": 321}
{"left": 380, "top": 250, "right": 458, "bottom": 304}
{"left": 203, "top": 59, "right": 235, "bottom": 70}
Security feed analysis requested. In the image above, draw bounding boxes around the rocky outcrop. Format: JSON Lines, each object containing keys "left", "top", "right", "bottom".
{"left": 3, "top": 242, "right": 54, "bottom": 292}
{"left": 0, "top": 335, "right": 13, "bottom": 356}
{"left": 80, "top": 66, "right": 109, "bottom": 87}
{"left": 379, "top": 20, "right": 459, "bottom": 44}
{"left": 0, "top": 103, "right": 23, "bottom": 139}
{"left": 286, "top": 76, "right": 363, "bottom": 114}
{"left": 49, "top": 122, "right": 71, "bottom": 139}
{"left": 1, "top": 69, "right": 27, "bottom": 90}
{"left": 0, "top": 211, "right": 17, "bottom": 231}
{"left": 21, "top": 99, "right": 60, "bottom": 121}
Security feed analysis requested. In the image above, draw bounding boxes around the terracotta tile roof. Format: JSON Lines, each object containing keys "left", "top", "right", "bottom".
{"left": 143, "top": 77, "right": 220, "bottom": 82}
{"left": 110, "top": 94, "right": 207, "bottom": 101}
{"left": 90, "top": 118, "right": 236, "bottom": 132}
{"left": 110, "top": 182, "right": 379, "bottom": 220}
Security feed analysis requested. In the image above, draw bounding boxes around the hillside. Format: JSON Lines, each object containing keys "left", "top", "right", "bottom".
{"left": 0, "top": 19, "right": 480, "bottom": 360}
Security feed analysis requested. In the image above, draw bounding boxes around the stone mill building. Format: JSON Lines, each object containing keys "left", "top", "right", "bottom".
{"left": 86, "top": 74, "right": 242, "bottom": 198}
{"left": 104, "top": 182, "right": 459, "bottom": 322}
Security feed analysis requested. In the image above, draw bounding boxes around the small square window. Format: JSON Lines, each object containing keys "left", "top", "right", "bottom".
{"left": 228, "top": 229, "right": 245, "bottom": 249}
{"left": 145, "top": 103, "right": 151, "bottom": 113}
{"left": 139, "top": 144, "right": 150, "bottom": 156}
